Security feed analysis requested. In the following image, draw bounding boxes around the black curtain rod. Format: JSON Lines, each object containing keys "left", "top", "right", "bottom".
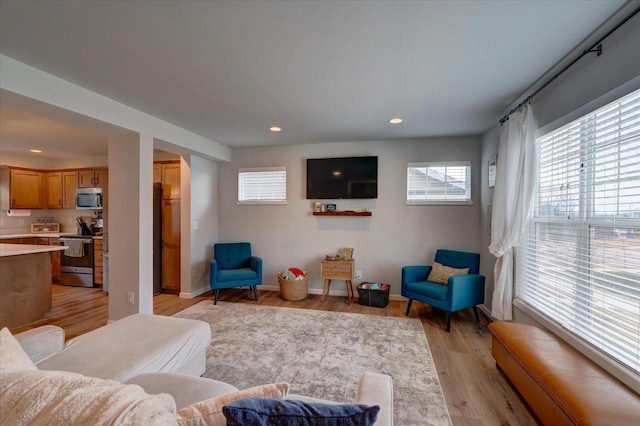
{"left": 499, "top": 4, "right": 640, "bottom": 125}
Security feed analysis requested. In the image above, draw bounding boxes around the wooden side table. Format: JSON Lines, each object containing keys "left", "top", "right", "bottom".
{"left": 320, "top": 259, "right": 354, "bottom": 304}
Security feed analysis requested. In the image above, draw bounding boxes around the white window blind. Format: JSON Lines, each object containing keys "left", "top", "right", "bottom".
{"left": 238, "top": 167, "right": 287, "bottom": 204}
{"left": 406, "top": 162, "right": 471, "bottom": 205}
{"left": 516, "top": 88, "right": 640, "bottom": 375}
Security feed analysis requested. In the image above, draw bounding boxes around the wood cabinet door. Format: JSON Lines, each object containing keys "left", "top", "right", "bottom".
{"left": 78, "top": 170, "right": 95, "bottom": 188}
{"left": 95, "top": 169, "right": 108, "bottom": 188}
{"left": 45, "top": 172, "right": 63, "bottom": 209}
{"left": 162, "top": 199, "right": 180, "bottom": 292}
{"left": 51, "top": 250, "right": 61, "bottom": 283}
{"left": 62, "top": 171, "right": 78, "bottom": 209}
{"left": 161, "top": 163, "right": 180, "bottom": 199}
{"left": 153, "top": 163, "right": 162, "bottom": 183}
{"left": 10, "top": 169, "right": 43, "bottom": 209}
{"left": 93, "top": 239, "right": 104, "bottom": 267}
{"left": 93, "top": 239, "right": 104, "bottom": 285}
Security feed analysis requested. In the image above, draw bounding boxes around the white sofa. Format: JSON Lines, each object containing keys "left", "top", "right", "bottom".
{"left": 14, "top": 313, "right": 212, "bottom": 381}
{"left": 4, "top": 314, "right": 394, "bottom": 425}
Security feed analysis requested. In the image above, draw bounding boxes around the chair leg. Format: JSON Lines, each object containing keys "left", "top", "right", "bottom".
{"left": 405, "top": 299, "right": 413, "bottom": 316}
{"left": 473, "top": 306, "right": 480, "bottom": 322}
{"left": 445, "top": 312, "right": 451, "bottom": 332}
{"left": 214, "top": 289, "right": 219, "bottom": 305}
{"left": 252, "top": 286, "right": 258, "bottom": 301}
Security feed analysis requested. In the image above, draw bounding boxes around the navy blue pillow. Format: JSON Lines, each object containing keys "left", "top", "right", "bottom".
{"left": 222, "top": 398, "right": 380, "bottom": 426}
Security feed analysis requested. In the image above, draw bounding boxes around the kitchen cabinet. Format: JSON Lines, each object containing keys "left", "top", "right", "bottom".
{"left": 0, "top": 167, "right": 44, "bottom": 209}
{"left": 161, "top": 198, "right": 180, "bottom": 293}
{"left": 161, "top": 162, "right": 180, "bottom": 199}
{"left": 78, "top": 168, "right": 108, "bottom": 210}
{"left": 78, "top": 169, "right": 108, "bottom": 188}
{"left": 46, "top": 171, "right": 78, "bottom": 209}
{"left": 94, "top": 238, "right": 103, "bottom": 286}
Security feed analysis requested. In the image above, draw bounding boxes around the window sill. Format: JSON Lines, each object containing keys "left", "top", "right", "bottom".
{"left": 406, "top": 200, "right": 473, "bottom": 206}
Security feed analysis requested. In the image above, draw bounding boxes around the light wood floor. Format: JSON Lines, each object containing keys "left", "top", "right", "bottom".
{"left": 10, "top": 285, "right": 537, "bottom": 426}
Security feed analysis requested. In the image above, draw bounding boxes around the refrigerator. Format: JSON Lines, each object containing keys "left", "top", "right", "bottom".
{"left": 153, "top": 183, "right": 163, "bottom": 295}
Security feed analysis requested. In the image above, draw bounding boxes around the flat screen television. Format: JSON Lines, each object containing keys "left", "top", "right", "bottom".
{"left": 306, "top": 156, "right": 378, "bottom": 199}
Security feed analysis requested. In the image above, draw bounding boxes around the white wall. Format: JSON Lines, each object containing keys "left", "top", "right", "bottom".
{"left": 218, "top": 137, "right": 482, "bottom": 298}
{"left": 479, "top": 7, "right": 640, "bottom": 314}
{"left": 107, "top": 132, "right": 154, "bottom": 319}
{"left": 185, "top": 155, "right": 219, "bottom": 297}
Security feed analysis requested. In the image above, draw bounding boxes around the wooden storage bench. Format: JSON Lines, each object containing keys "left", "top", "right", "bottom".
{"left": 489, "top": 322, "right": 640, "bottom": 425}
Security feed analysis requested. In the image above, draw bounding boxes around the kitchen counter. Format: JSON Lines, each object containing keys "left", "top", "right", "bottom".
{"left": 0, "top": 243, "right": 68, "bottom": 257}
{"left": 0, "top": 233, "right": 77, "bottom": 239}
{"left": 0, "top": 233, "right": 102, "bottom": 240}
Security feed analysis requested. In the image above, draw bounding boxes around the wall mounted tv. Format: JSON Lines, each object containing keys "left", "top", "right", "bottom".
{"left": 306, "top": 156, "right": 378, "bottom": 199}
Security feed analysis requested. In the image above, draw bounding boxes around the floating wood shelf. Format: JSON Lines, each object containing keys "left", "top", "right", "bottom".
{"left": 312, "top": 211, "right": 372, "bottom": 217}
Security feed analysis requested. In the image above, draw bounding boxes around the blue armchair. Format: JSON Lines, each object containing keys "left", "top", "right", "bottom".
{"left": 210, "top": 242, "right": 262, "bottom": 305}
{"left": 402, "top": 249, "right": 485, "bottom": 332}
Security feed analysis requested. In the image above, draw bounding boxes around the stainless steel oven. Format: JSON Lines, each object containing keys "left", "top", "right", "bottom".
{"left": 60, "top": 237, "right": 94, "bottom": 287}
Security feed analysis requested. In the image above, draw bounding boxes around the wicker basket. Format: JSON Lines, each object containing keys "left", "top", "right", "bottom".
{"left": 278, "top": 273, "right": 309, "bottom": 301}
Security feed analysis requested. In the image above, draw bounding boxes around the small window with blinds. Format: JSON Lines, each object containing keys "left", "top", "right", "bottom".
{"left": 406, "top": 161, "right": 472, "bottom": 205}
{"left": 516, "top": 88, "right": 640, "bottom": 376}
{"left": 237, "top": 167, "right": 287, "bottom": 204}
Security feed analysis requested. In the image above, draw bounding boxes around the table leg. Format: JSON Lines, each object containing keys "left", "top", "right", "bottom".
{"left": 322, "top": 279, "right": 331, "bottom": 302}
{"left": 346, "top": 280, "right": 354, "bottom": 304}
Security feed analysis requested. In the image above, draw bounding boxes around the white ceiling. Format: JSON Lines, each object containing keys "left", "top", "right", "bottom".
{"left": 0, "top": 0, "right": 626, "bottom": 157}
{"left": 0, "top": 106, "right": 108, "bottom": 159}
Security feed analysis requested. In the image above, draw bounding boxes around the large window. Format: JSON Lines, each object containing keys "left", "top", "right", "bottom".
{"left": 516, "top": 88, "right": 640, "bottom": 377}
{"left": 237, "top": 167, "right": 287, "bottom": 204}
{"left": 406, "top": 162, "right": 471, "bottom": 205}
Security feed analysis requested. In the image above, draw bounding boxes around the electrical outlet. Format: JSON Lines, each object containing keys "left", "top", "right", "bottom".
{"left": 192, "top": 221, "right": 199, "bottom": 230}
{"left": 128, "top": 292, "right": 135, "bottom": 304}
{"left": 355, "top": 270, "right": 363, "bottom": 279}
{"left": 18, "top": 219, "right": 25, "bottom": 226}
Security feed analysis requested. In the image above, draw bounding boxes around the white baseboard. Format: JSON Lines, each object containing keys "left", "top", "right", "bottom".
{"left": 179, "top": 286, "right": 212, "bottom": 299}
{"left": 478, "top": 304, "right": 492, "bottom": 320}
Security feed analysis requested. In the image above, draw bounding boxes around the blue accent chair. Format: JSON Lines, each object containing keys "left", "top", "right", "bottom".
{"left": 402, "top": 249, "right": 485, "bottom": 332}
{"left": 210, "top": 242, "right": 262, "bottom": 304}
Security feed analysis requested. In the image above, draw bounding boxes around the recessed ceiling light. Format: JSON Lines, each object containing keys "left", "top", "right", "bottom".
{"left": 389, "top": 118, "right": 403, "bottom": 124}
{"left": 270, "top": 126, "right": 282, "bottom": 132}
{"left": 30, "top": 149, "right": 42, "bottom": 153}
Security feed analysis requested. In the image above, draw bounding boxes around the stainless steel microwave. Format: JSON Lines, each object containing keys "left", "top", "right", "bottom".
{"left": 76, "top": 187, "right": 103, "bottom": 210}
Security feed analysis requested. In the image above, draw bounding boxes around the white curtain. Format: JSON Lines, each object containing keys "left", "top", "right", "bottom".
{"left": 489, "top": 104, "right": 537, "bottom": 321}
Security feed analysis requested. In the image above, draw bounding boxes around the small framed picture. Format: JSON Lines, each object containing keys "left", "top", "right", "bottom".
{"left": 326, "top": 203, "right": 337, "bottom": 212}
{"left": 488, "top": 155, "right": 497, "bottom": 188}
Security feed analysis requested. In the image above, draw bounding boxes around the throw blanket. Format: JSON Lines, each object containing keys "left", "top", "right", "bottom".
{"left": 0, "top": 370, "right": 177, "bottom": 425}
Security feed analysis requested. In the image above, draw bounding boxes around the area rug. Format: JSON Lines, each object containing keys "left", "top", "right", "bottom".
{"left": 174, "top": 301, "right": 451, "bottom": 425}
